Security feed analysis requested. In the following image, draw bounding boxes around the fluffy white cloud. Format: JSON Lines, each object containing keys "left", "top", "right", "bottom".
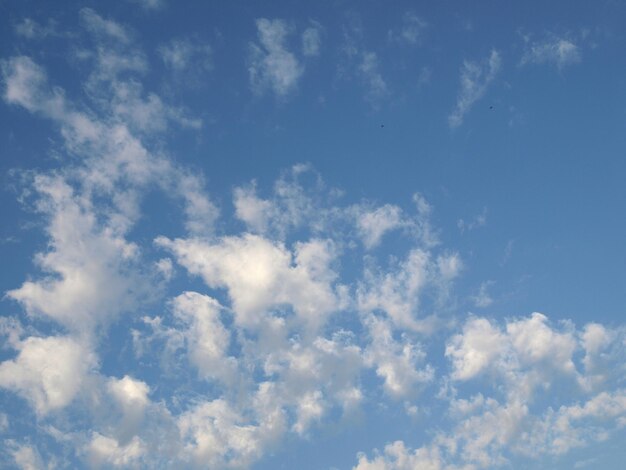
{"left": 157, "top": 234, "right": 340, "bottom": 332}
{"left": 87, "top": 433, "right": 146, "bottom": 468}
{"left": 177, "top": 399, "right": 271, "bottom": 469}
{"left": 507, "top": 312, "right": 577, "bottom": 374}
{"left": 107, "top": 375, "right": 151, "bottom": 442}
{"left": 248, "top": 18, "right": 303, "bottom": 96}
{"left": 448, "top": 50, "right": 501, "bottom": 128}
{"left": 6, "top": 176, "right": 149, "bottom": 333}
{"left": 170, "top": 291, "right": 238, "bottom": 384}
{"left": 364, "top": 316, "right": 433, "bottom": 398}
{"left": 259, "top": 334, "right": 364, "bottom": 430}
{"left": 0, "top": 335, "right": 96, "bottom": 416}
{"left": 446, "top": 316, "right": 507, "bottom": 380}
{"left": 354, "top": 441, "right": 443, "bottom": 470}
{"left": 11, "top": 443, "right": 44, "bottom": 470}
{"left": 358, "top": 248, "right": 459, "bottom": 332}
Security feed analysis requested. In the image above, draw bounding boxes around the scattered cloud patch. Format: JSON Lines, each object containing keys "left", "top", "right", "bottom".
{"left": 458, "top": 207, "right": 487, "bottom": 232}
{"left": 357, "top": 204, "right": 404, "bottom": 249}
{"left": 1, "top": 9, "right": 625, "bottom": 470}
{"left": 388, "top": 11, "right": 427, "bottom": 45}
{"left": 302, "top": 21, "right": 323, "bottom": 57}
{"left": 338, "top": 18, "right": 389, "bottom": 108}
{"left": 158, "top": 36, "right": 212, "bottom": 81}
{"left": 471, "top": 281, "right": 495, "bottom": 308}
{"left": 248, "top": 18, "right": 304, "bottom": 97}
{"left": 357, "top": 314, "right": 626, "bottom": 469}
{"left": 520, "top": 34, "right": 581, "bottom": 69}
{"left": 448, "top": 50, "right": 501, "bottom": 128}
{"left": 80, "top": 8, "right": 131, "bottom": 44}
{"left": 358, "top": 51, "right": 389, "bottom": 106}
{"left": 15, "top": 18, "right": 60, "bottom": 39}
{"left": 128, "top": 0, "right": 165, "bottom": 10}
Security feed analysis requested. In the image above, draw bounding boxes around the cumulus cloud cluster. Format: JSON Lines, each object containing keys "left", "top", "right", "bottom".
{"left": 0, "top": 8, "right": 621, "bottom": 470}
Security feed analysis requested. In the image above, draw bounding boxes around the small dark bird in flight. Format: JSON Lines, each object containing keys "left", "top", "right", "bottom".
{"left": 489, "top": 106, "right": 494, "bottom": 110}
{"left": 380, "top": 124, "right": 385, "bottom": 128}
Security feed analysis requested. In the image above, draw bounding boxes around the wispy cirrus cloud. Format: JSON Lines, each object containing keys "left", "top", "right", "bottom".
{"left": 520, "top": 34, "right": 581, "bottom": 69}
{"left": 448, "top": 50, "right": 501, "bottom": 128}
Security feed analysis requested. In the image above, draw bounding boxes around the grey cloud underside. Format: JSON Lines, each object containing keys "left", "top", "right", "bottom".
{"left": 1, "top": 10, "right": 624, "bottom": 470}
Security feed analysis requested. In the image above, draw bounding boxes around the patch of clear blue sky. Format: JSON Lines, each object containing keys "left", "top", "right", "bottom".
{"left": 1, "top": 1, "right": 626, "bottom": 468}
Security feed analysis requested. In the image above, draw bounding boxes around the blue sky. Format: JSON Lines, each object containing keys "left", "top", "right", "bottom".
{"left": 1, "top": 0, "right": 626, "bottom": 468}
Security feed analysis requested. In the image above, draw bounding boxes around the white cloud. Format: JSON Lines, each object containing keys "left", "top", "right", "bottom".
{"left": 358, "top": 52, "right": 389, "bottom": 106}
{"left": 507, "top": 312, "right": 577, "bottom": 374}
{"left": 87, "top": 433, "right": 146, "bottom": 468}
{"left": 0, "top": 335, "right": 96, "bottom": 416}
{"left": 354, "top": 441, "right": 443, "bottom": 470}
{"left": 233, "top": 183, "right": 276, "bottom": 234}
{"left": 11, "top": 443, "right": 44, "bottom": 470}
{"left": 6, "top": 175, "right": 150, "bottom": 333}
{"left": 447, "top": 313, "right": 578, "bottom": 393}
{"left": 128, "top": 0, "right": 165, "bottom": 10}
{"left": 471, "top": 280, "right": 494, "bottom": 308}
{"left": 364, "top": 316, "right": 433, "bottom": 399}
{"left": 458, "top": 207, "right": 487, "bottom": 233}
{"left": 302, "top": 22, "right": 322, "bottom": 57}
{"left": 107, "top": 375, "right": 151, "bottom": 442}
{"left": 337, "top": 19, "right": 389, "bottom": 108}
{"left": 388, "top": 11, "right": 427, "bottom": 45}
{"left": 357, "top": 204, "right": 404, "bottom": 249}
{"left": 1, "top": 56, "right": 48, "bottom": 112}
{"left": 111, "top": 80, "right": 202, "bottom": 133}
{"left": 520, "top": 36, "right": 581, "bottom": 69}
{"left": 233, "top": 165, "right": 329, "bottom": 239}
{"left": 170, "top": 291, "right": 238, "bottom": 384}
{"left": 448, "top": 50, "right": 501, "bottom": 128}
{"left": 177, "top": 399, "right": 269, "bottom": 468}
{"left": 446, "top": 316, "right": 506, "bottom": 380}
{"left": 158, "top": 36, "right": 212, "bottom": 80}
{"left": 375, "top": 315, "right": 626, "bottom": 469}
{"left": 80, "top": 8, "right": 131, "bottom": 44}
{"left": 258, "top": 334, "right": 364, "bottom": 432}
{"left": 249, "top": 18, "right": 304, "bottom": 97}
{"left": 358, "top": 247, "right": 459, "bottom": 332}
{"left": 157, "top": 234, "right": 340, "bottom": 332}
{"left": 15, "top": 18, "right": 60, "bottom": 40}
